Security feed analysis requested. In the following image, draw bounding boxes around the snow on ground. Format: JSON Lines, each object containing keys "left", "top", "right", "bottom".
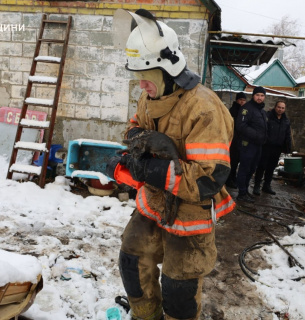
{"left": 0, "top": 154, "right": 305, "bottom": 319}
{"left": 254, "top": 229, "right": 305, "bottom": 319}
{"left": 0, "top": 155, "right": 134, "bottom": 320}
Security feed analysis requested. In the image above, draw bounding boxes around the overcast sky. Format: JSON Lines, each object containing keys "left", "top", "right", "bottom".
{"left": 216, "top": 0, "right": 305, "bottom": 36}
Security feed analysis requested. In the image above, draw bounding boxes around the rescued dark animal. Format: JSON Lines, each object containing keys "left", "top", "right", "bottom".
{"left": 119, "top": 130, "right": 183, "bottom": 226}
{"left": 121, "top": 130, "right": 183, "bottom": 175}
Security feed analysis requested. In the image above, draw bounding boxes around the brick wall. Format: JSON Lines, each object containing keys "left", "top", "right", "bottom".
{"left": 216, "top": 91, "right": 305, "bottom": 153}
{"left": 0, "top": 1, "right": 209, "bottom": 147}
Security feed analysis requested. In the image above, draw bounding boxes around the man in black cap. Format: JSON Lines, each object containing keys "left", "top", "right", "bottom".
{"left": 235, "top": 86, "right": 268, "bottom": 203}
{"left": 226, "top": 92, "right": 247, "bottom": 189}
{"left": 253, "top": 100, "right": 292, "bottom": 195}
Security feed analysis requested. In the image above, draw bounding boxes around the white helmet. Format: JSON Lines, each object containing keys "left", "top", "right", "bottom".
{"left": 113, "top": 9, "right": 200, "bottom": 89}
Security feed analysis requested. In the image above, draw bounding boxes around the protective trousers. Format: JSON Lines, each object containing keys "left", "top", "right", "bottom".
{"left": 237, "top": 142, "right": 262, "bottom": 195}
{"left": 255, "top": 145, "right": 282, "bottom": 186}
{"left": 119, "top": 210, "right": 217, "bottom": 320}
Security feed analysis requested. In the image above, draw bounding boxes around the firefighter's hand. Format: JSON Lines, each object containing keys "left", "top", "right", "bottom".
{"left": 106, "top": 156, "right": 121, "bottom": 180}
{"left": 120, "top": 154, "right": 150, "bottom": 182}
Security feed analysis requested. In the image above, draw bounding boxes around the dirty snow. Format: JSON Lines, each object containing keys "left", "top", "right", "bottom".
{"left": 0, "top": 154, "right": 305, "bottom": 319}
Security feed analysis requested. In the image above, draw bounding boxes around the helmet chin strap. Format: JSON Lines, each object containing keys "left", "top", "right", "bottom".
{"left": 162, "top": 70, "right": 176, "bottom": 96}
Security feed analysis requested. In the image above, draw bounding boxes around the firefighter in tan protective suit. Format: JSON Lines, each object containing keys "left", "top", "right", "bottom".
{"left": 106, "top": 9, "right": 235, "bottom": 320}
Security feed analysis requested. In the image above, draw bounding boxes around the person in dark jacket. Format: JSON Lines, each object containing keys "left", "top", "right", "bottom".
{"left": 253, "top": 100, "right": 292, "bottom": 195}
{"left": 235, "top": 86, "right": 268, "bottom": 203}
{"left": 226, "top": 92, "right": 247, "bottom": 189}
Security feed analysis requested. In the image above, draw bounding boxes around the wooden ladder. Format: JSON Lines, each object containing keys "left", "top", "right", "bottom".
{"left": 6, "top": 14, "right": 72, "bottom": 188}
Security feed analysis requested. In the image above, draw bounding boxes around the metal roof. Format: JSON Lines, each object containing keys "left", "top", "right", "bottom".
{"left": 209, "top": 33, "right": 293, "bottom": 67}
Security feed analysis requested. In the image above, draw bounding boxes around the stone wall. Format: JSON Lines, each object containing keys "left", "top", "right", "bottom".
{"left": 0, "top": 1, "right": 209, "bottom": 148}
{"left": 216, "top": 91, "right": 305, "bottom": 153}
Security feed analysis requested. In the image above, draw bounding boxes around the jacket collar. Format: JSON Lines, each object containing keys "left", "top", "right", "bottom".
{"left": 271, "top": 108, "right": 287, "bottom": 120}
{"left": 145, "top": 87, "right": 185, "bottom": 118}
{"left": 250, "top": 98, "right": 265, "bottom": 110}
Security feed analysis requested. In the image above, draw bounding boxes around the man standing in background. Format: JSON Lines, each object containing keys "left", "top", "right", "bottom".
{"left": 253, "top": 100, "right": 292, "bottom": 195}
{"left": 236, "top": 86, "right": 268, "bottom": 203}
{"left": 226, "top": 92, "right": 247, "bottom": 189}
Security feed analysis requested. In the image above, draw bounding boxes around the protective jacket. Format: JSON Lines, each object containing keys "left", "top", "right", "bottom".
{"left": 114, "top": 84, "right": 235, "bottom": 236}
{"left": 229, "top": 101, "right": 241, "bottom": 121}
{"left": 236, "top": 99, "right": 268, "bottom": 145}
{"left": 266, "top": 109, "right": 291, "bottom": 153}
{"left": 229, "top": 101, "right": 242, "bottom": 143}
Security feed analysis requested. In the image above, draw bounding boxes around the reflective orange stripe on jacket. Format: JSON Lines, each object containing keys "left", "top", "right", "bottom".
{"left": 185, "top": 142, "right": 230, "bottom": 163}
{"left": 165, "top": 160, "right": 182, "bottom": 195}
{"left": 215, "top": 195, "right": 236, "bottom": 218}
{"left": 136, "top": 186, "right": 235, "bottom": 236}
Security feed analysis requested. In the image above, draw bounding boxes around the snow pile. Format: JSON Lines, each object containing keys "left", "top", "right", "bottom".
{"left": 255, "top": 229, "right": 305, "bottom": 319}
{"left": 0, "top": 249, "right": 42, "bottom": 286}
{"left": 0, "top": 159, "right": 135, "bottom": 319}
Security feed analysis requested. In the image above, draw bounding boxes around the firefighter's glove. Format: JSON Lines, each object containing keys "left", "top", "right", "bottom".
{"left": 106, "top": 156, "right": 121, "bottom": 180}
{"left": 120, "top": 154, "right": 150, "bottom": 182}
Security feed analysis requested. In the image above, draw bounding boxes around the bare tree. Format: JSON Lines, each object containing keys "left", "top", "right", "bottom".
{"left": 263, "top": 15, "right": 305, "bottom": 79}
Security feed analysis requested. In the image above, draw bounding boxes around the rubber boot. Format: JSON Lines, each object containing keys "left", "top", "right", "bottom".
{"left": 262, "top": 184, "right": 276, "bottom": 195}
{"left": 237, "top": 193, "right": 255, "bottom": 203}
{"left": 253, "top": 183, "right": 261, "bottom": 196}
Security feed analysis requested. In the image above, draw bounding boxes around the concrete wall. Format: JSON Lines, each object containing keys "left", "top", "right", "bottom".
{"left": 0, "top": 2, "right": 209, "bottom": 149}
{"left": 216, "top": 91, "right": 305, "bottom": 153}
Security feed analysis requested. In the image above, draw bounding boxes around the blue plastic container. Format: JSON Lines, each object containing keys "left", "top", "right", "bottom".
{"left": 106, "top": 307, "right": 121, "bottom": 320}
{"left": 65, "top": 140, "right": 126, "bottom": 181}
{"left": 34, "top": 144, "right": 63, "bottom": 169}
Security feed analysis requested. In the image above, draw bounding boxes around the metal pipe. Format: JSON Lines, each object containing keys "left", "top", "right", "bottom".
{"left": 263, "top": 227, "right": 304, "bottom": 270}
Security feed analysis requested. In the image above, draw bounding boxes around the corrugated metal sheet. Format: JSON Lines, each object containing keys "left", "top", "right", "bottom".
{"left": 211, "top": 34, "right": 293, "bottom": 46}
{"left": 210, "top": 34, "right": 293, "bottom": 67}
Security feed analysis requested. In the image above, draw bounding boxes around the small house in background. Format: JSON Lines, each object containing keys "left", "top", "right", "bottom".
{"left": 296, "top": 76, "right": 305, "bottom": 97}
{"left": 243, "top": 59, "right": 298, "bottom": 96}
{"left": 212, "top": 59, "right": 299, "bottom": 97}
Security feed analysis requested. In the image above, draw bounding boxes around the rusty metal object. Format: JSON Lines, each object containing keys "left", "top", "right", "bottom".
{"left": 263, "top": 227, "right": 304, "bottom": 270}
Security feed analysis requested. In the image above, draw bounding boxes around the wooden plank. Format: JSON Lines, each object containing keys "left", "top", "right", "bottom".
{"left": 4, "top": 282, "right": 32, "bottom": 296}
{"left": 0, "top": 284, "right": 9, "bottom": 304}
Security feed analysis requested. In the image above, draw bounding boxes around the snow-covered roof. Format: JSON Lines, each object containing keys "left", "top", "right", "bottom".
{"left": 296, "top": 76, "right": 305, "bottom": 84}
{"left": 243, "top": 61, "right": 273, "bottom": 83}
{"left": 239, "top": 58, "right": 296, "bottom": 86}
